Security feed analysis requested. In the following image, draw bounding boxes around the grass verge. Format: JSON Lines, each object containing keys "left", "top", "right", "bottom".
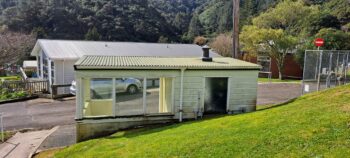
{"left": 34, "top": 148, "right": 64, "bottom": 158}
{"left": 258, "top": 78, "right": 301, "bottom": 83}
{"left": 0, "top": 131, "right": 15, "bottom": 142}
{"left": 55, "top": 85, "right": 350, "bottom": 158}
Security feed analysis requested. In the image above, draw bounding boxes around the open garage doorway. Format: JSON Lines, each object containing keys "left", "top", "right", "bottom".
{"left": 204, "top": 77, "right": 228, "bottom": 114}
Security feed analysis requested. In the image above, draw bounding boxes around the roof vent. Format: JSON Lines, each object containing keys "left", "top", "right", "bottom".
{"left": 202, "top": 45, "right": 212, "bottom": 62}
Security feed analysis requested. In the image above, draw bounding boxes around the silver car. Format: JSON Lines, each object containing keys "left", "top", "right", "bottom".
{"left": 70, "top": 78, "right": 142, "bottom": 96}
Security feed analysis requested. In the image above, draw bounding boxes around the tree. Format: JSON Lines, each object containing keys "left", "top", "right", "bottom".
{"left": 325, "top": 0, "right": 350, "bottom": 24}
{"left": 210, "top": 33, "right": 233, "bottom": 57}
{"left": 315, "top": 28, "right": 350, "bottom": 50}
{"left": 252, "top": 0, "right": 314, "bottom": 36}
{"left": 193, "top": 36, "right": 207, "bottom": 46}
{"left": 173, "top": 12, "right": 191, "bottom": 34}
{"left": 85, "top": 27, "right": 101, "bottom": 41}
{"left": 241, "top": 26, "right": 298, "bottom": 79}
{"left": 158, "top": 36, "right": 169, "bottom": 43}
{"left": 187, "top": 13, "right": 203, "bottom": 40}
{"left": 302, "top": 11, "right": 341, "bottom": 36}
{"left": 0, "top": 27, "right": 36, "bottom": 65}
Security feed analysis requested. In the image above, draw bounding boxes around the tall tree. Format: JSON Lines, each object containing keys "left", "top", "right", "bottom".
{"left": 187, "top": 13, "right": 203, "bottom": 40}
{"left": 241, "top": 26, "right": 298, "bottom": 79}
{"left": 85, "top": 27, "right": 100, "bottom": 41}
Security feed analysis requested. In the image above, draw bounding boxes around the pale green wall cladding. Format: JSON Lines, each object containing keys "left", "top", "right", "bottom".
{"left": 76, "top": 69, "right": 258, "bottom": 119}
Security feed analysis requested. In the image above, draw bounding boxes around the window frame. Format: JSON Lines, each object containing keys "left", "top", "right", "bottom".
{"left": 81, "top": 76, "right": 175, "bottom": 118}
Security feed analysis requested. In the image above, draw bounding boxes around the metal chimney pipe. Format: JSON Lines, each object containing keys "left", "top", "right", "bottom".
{"left": 202, "top": 45, "right": 213, "bottom": 62}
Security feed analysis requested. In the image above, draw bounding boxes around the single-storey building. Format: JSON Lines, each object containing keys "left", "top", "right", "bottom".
{"left": 74, "top": 49, "right": 261, "bottom": 141}
{"left": 30, "top": 39, "right": 219, "bottom": 93}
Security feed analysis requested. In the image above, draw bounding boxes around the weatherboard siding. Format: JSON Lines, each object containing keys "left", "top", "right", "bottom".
{"left": 76, "top": 69, "right": 258, "bottom": 120}
{"left": 54, "top": 60, "right": 77, "bottom": 94}
{"left": 173, "top": 70, "right": 258, "bottom": 118}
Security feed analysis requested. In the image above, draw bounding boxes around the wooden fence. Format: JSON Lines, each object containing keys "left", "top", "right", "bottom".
{"left": 0, "top": 80, "right": 49, "bottom": 94}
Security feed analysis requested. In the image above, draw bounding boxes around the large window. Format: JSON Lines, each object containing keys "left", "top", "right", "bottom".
{"left": 146, "top": 78, "right": 173, "bottom": 114}
{"left": 83, "top": 78, "right": 113, "bottom": 117}
{"left": 82, "top": 77, "right": 173, "bottom": 118}
{"left": 51, "top": 61, "right": 55, "bottom": 84}
{"left": 115, "top": 78, "right": 144, "bottom": 116}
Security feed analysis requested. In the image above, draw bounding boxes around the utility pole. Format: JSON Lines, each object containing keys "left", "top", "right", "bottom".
{"left": 232, "top": 0, "right": 240, "bottom": 59}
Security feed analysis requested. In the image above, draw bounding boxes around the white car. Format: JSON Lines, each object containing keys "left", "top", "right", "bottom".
{"left": 70, "top": 78, "right": 142, "bottom": 96}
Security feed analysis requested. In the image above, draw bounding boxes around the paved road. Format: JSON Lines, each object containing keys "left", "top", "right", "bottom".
{"left": 0, "top": 98, "right": 75, "bottom": 131}
{"left": 0, "top": 83, "right": 302, "bottom": 131}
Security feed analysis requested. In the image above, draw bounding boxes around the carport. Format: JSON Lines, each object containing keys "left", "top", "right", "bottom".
{"left": 74, "top": 54, "right": 260, "bottom": 141}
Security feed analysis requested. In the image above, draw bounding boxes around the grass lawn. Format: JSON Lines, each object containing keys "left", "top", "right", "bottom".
{"left": 34, "top": 148, "right": 64, "bottom": 158}
{"left": 54, "top": 85, "right": 350, "bottom": 158}
{"left": 258, "top": 78, "right": 301, "bottom": 83}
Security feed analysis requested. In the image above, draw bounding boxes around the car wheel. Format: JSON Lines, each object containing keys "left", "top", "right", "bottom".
{"left": 127, "top": 85, "right": 138, "bottom": 94}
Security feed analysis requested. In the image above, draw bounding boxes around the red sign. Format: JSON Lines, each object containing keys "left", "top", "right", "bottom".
{"left": 314, "top": 38, "right": 324, "bottom": 47}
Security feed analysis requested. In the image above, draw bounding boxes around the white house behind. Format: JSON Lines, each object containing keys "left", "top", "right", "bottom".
{"left": 30, "top": 39, "right": 220, "bottom": 93}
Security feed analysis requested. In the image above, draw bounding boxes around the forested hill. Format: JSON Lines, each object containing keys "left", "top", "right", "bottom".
{"left": 0, "top": 0, "right": 277, "bottom": 43}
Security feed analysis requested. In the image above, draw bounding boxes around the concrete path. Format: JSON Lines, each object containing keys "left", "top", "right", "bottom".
{"left": 257, "top": 83, "right": 302, "bottom": 105}
{"left": 38, "top": 125, "right": 76, "bottom": 151}
{"left": 0, "top": 127, "right": 58, "bottom": 158}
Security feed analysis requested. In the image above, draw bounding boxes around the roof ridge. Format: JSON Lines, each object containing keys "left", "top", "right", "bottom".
{"left": 38, "top": 39, "right": 197, "bottom": 45}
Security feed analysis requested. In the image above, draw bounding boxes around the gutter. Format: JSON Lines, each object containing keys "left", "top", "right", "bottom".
{"left": 179, "top": 68, "right": 186, "bottom": 122}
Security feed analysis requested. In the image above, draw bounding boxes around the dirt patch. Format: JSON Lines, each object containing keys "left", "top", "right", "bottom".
{"left": 340, "top": 104, "right": 350, "bottom": 113}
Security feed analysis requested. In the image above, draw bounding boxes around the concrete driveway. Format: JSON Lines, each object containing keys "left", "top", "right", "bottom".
{"left": 0, "top": 98, "right": 75, "bottom": 131}
{"left": 0, "top": 83, "right": 301, "bottom": 131}
{"left": 257, "top": 83, "right": 302, "bottom": 105}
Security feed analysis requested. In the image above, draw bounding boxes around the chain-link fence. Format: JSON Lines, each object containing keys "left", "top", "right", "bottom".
{"left": 302, "top": 50, "right": 350, "bottom": 94}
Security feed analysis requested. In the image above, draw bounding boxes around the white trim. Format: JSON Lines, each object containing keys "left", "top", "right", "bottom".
{"left": 112, "top": 78, "right": 116, "bottom": 116}
{"left": 179, "top": 68, "right": 185, "bottom": 122}
{"left": 48, "top": 59, "right": 52, "bottom": 93}
{"left": 40, "top": 51, "right": 44, "bottom": 78}
{"left": 226, "top": 77, "right": 232, "bottom": 112}
{"left": 201, "top": 77, "right": 205, "bottom": 111}
{"left": 171, "top": 78, "right": 175, "bottom": 114}
{"left": 76, "top": 77, "right": 83, "bottom": 119}
{"left": 36, "top": 55, "right": 40, "bottom": 77}
{"left": 143, "top": 77, "right": 147, "bottom": 114}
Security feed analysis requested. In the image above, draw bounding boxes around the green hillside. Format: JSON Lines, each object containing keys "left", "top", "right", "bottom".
{"left": 54, "top": 85, "right": 350, "bottom": 157}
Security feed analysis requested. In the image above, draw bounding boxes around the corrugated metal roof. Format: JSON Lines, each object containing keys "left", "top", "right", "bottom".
{"left": 31, "top": 39, "right": 220, "bottom": 60}
{"left": 75, "top": 56, "right": 261, "bottom": 70}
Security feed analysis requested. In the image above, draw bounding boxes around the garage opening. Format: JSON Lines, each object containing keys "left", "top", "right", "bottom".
{"left": 204, "top": 77, "right": 228, "bottom": 114}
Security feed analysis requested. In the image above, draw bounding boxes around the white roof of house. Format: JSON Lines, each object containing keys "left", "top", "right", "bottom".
{"left": 23, "top": 60, "right": 37, "bottom": 68}
{"left": 31, "top": 39, "right": 220, "bottom": 60}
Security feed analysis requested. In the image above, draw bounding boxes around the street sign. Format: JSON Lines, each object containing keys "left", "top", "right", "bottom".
{"left": 314, "top": 38, "right": 324, "bottom": 47}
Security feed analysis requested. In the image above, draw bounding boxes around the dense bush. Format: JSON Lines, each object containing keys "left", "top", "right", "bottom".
{"left": 0, "top": 88, "right": 28, "bottom": 101}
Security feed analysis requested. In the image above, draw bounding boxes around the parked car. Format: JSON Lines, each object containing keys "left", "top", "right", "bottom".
{"left": 70, "top": 78, "right": 142, "bottom": 96}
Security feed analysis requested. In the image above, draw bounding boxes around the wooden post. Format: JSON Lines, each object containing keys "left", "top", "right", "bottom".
{"left": 232, "top": 0, "right": 240, "bottom": 59}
